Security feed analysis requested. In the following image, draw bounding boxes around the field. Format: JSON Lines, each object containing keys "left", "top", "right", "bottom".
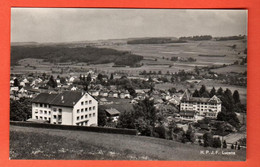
{"left": 211, "top": 65, "right": 247, "bottom": 74}
{"left": 10, "top": 125, "right": 246, "bottom": 160}
{"left": 100, "top": 40, "right": 247, "bottom": 66}
{"left": 11, "top": 39, "right": 247, "bottom": 75}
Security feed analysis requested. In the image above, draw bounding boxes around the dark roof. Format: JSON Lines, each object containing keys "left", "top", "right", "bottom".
{"left": 105, "top": 108, "right": 120, "bottom": 116}
{"left": 31, "top": 93, "right": 58, "bottom": 104}
{"left": 50, "top": 91, "right": 84, "bottom": 107}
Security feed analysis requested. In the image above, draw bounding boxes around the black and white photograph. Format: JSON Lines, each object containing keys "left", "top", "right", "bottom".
{"left": 9, "top": 8, "right": 247, "bottom": 161}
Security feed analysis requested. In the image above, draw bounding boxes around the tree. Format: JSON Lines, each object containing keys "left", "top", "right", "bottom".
{"left": 110, "top": 73, "right": 114, "bottom": 80}
{"left": 212, "top": 137, "right": 222, "bottom": 148}
{"left": 217, "top": 87, "right": 223, "bottom": 96}
{"left": 195, "top": 66, "right": 200, "bottom": 75}
{"left": 10, "top": 98, "right": 31, "bottom": 121}
{"left": 209, "top": 87, "right": 216, "bottom": 97}
{"left": 118, "top": 98, "right": 158, "bottom": 136}
{"left": 14, "top": 78, "right": 20, "bottom": 87}
{"left": 47, "top": 75, "right": 57, "bottom": 88}
{"left": 87, "top": 73, "right": 92, "bottom": 82}
{"left": 203, "top": 132, "right": 213, "bottom": 147}
{"left": 186, "top": 124, "right": 196, "bottom": 143}
{"left": 233, "top": 90, "right": 241, "bottom": 104}
{"left": 193, "top": 89, "right": 200, "bottom": 97}
{"left": 201, "top": 91, "right": 210, "bottom": 98}
{"left": 97, "top": 73, "right": 103, "bottom": 81}
{"left": 223, "top": 140, "right": 227, "bottom": 148}
{"left": 199, "top": 85, "right": 207, "bottom": 96}
{"left": 98, "top": 109, "right": 107, "bottom": 126}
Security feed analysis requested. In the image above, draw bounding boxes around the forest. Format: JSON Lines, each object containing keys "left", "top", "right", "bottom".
{"left": 11, "top": 45, "right": 143, "bottom": 67}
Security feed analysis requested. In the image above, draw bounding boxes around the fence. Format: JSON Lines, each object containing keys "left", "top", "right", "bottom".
{"left": 10, "top": 121, "right": 137, "bottom": 135}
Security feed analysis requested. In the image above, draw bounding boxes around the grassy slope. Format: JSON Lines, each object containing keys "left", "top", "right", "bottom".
{"left": 10, "top": 125, "right": 246, "bottom": 161}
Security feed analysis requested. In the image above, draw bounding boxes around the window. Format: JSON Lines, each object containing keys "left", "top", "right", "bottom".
{"left": 89, "top": 107, "right": 92, "bottom": 111}
{"left": 36, "top": 116, "right": 38, "bottom": 119}
{"left": 77, "top": 109, "right": 80, "bottom": 113}
{"left": 40, "top": 110, "right": 43, "bottom": 114}
{"left": 81, "top": 102, "right": 84, "bottom": 105}
{"left": 40, "top": 116, "right": 42, "bottom": 120}
{"left": 89, "top": 114, "right": 92, "bottom": 117}
{"left": 44, "top": 111, "right": 47, "bottom": 114}
{"left": 85, "top": 108, "right": 88, "bottom": 112}
{"left": 53, "top": 115, "right": 57, "bottom": 119}
{"left": 85, "top": 115, "right": 88, "bottom": 118}
{"left": 58, "top": 109, "right": 62, "bottom": 112}
{"left": 44, "top": 104, "right": 47, "bottom": 108}
{"left": 81, "top": 109, "right": 84, "bottom": 112}
{"left": 81, "top": 116, "right": 83, "bottom": 119}
{"left": 40, "top": 104, "right": 43, "bottom": 107}
{"left": 35, "top": 110, "right": 38, "bottom": 114}
{"left": 35, "top": 103, "right": 38, "bottom": 107}
{"left": 53, "top": 108, "right": 57, "bottom": 112}
{"left": 85, "top": 101, "right": 88, "bottom": 105}
{"left": 44, "top": 117, "right": 47, "bottom": 120}
{"left": 93, "top": 113, "right": 95, "bottom": 117}
{"left": 49, "top": 111, "right": 51, "bottom": 115}
{"left": 93, "top": 106, "right": 96, "bottom": 110}
{"left": 89, "top": 100, "right": 92, "bottom": 104}
{"left": 77, "top": 116, "right": 79, "bottom": 120}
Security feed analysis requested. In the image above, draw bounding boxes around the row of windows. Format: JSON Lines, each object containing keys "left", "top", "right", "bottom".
{"left": 81, "top": 100, "right": 92, "bottom": 105}
{"left": 76, "top": 113, "right": 96, "bottom": 120}
{"left": 35, "top": 110, "right": 51, "bottom": 115}
{"left": 35, "top": 116, "right": 50, "bottom": 120}
{"left": 77, "top": 106, "right": 96, "bottom": 113}
{"left": 35, "top": 103, "right": 50, "bottom": 108}
{"left": 53, "top": 108, "right": 62, "bottom": 112}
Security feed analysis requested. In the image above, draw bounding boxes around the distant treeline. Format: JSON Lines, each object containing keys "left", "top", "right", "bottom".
{"left": 198, "top": 54, "right": 226, "bottom": 57}
{"left": 11, "top": 46, "right": 143, "bottom": 67}
{"left": 215, "top": 35, "right": 246, "bottom": 41}
{"left": 179, "top": 35, "right": 213, "bottom": 41}
{"left": 127, "top": 38, "right": 186, "bottom": 44}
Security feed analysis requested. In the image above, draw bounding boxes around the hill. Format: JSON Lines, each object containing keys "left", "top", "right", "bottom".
{"left": 10, "top": 125, "right": 246, "bottom": 160}
{"left": 11, "top": 45, "right": 143, "bottom": 66}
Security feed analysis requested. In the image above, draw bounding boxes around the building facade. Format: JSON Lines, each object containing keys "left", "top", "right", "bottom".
{"left": 31, "top": 91, "right": 98, "bottom": 126}
{"left": 180, "top": 90, "right": 221, "bottom": 118}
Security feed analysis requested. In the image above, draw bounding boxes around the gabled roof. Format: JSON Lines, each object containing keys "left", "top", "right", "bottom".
{"left": 31, "top": 93, "right": 58, "bottom": 104}
{"left": 105, "top": 108, "right": 120, "bottom": 116}
{"left": 50, "top": 91, "right": 84, "bottom": 107}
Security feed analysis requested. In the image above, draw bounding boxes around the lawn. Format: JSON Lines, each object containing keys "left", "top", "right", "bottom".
{"left": 10, "top": 125, "right": 246, "bottom": 160}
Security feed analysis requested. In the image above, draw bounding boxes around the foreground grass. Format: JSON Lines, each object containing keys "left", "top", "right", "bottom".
{"left": 10, "top": 125, "right": 246, "bottom": 160}
{"left": 10, "top": 130, "right": 153, "bottom": 160}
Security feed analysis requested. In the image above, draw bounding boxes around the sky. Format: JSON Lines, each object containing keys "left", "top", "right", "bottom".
{"left": 11, "top": 8, "right": 247, "bottom": 43}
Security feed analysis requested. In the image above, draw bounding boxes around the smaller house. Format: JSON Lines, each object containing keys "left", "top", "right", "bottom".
{"left": 105, "top": 108, "right": 120, "bottom": 122}
{"left": 178, "top": 111, "right": 197, "bottom": 122}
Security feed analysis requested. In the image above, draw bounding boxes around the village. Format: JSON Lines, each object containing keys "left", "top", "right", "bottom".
{"left": 10, "top": 64, "right": 247, "bottom": 151}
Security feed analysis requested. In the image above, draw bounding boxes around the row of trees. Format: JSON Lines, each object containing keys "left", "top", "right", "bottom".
{"left": 192, "top": 85, "right": 244, "bottom": 128}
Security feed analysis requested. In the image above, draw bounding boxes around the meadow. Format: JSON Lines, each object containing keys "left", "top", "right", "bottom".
{"left": 10, "top": 125, "right": 246, "bottom": 161}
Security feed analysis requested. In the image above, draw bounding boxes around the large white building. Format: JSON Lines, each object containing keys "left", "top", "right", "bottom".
{"left": 180, "top": 90, "right": 221, "bottom": 118}
{"left": 31, "top": 91, "right": 98, "bottom": 126}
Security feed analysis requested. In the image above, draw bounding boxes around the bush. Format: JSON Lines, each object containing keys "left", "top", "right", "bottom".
{"left": 203, "top": 132, "right": 213, "bottom": 147}
{"left": 153, "top": 126, "right": 167, "bottom": 139}
{"left": 223, "top": 140, "right": 227, "bottom": 148}
{"left": 212, "top": 137, "right": 222, "bottom": 148}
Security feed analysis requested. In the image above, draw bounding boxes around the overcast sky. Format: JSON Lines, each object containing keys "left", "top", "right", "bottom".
{"left": 11, "top": 8, "right": 247, "bottom": 43}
